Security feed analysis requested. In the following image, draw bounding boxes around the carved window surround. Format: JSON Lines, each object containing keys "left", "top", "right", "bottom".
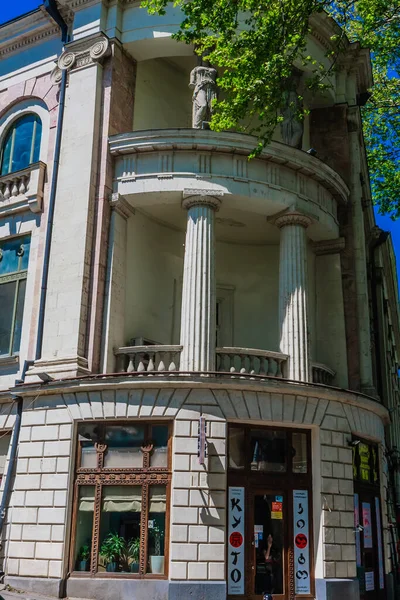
{"left": 70, "top": 421, "right": 171, "bottom": 579}
{"left": 0, "top": 161, "right": 46, "bottom": 216}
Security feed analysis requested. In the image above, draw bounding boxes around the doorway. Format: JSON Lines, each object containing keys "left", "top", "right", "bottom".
{"left": 227, "top": 425, "right": 313, "bottom": 600}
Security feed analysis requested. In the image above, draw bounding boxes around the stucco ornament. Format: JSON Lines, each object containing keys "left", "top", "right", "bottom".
{"left": 280, "top": 72, "right": 304, "bottom": 149}
{"left": 50, "top": 34, "right": 111, "bottom": 85}
{"left": 189, "top": 65, "right": 218, "bottom": 129}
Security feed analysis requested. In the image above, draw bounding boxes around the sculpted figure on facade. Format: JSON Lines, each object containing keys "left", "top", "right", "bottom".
{"left": 189, "top": 62, "right": 218, "bottom": 129}
{"left": 280, "top": 71, "right": 304, "bottom": 149}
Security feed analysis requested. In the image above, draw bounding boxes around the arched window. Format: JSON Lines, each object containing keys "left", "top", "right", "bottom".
{"left": 0, "top": 114, "right": 42, "bottom": 176}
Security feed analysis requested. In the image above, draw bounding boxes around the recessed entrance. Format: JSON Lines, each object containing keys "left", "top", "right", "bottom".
{"left": 227, "top": 425, "right": 313, "bottom": 600}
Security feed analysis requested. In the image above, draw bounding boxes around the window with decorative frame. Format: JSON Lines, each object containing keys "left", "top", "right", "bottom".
{"left": 70, "top": 421, "right": 171, "bottom": 578}
{"left": 0, "top": 114, "right": 42, "bottom": 176}
{"left": 0, "top": 235, "right": 31, "bottom": 357}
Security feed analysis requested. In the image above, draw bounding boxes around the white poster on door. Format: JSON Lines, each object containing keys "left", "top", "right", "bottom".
{"left": 293, "top": 490, "right": 310, "bottom": 594}
{"left": 365, "top": 571, "right": 375, "bottom": 591}
{"left": 228, "top": 487, "right": 245, "bottom": 595}
{"left": 362, "top": 502, "right": 373, "bottom": 548}
{"left": 375, "top": 497, "right": 385, "bottom": 589}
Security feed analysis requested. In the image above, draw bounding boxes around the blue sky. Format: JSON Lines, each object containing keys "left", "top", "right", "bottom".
{"left": 1, "top": 0, "right": 399, "bottom": 283}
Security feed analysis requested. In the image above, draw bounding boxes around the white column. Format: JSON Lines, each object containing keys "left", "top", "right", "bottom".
{"left": 276, "top": 211, "right": 312, "bottom": 382}
{"left": 179, "top": 191, "right": 222, "bottom": 372}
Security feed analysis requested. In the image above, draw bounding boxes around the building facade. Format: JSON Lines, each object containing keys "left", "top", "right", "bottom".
{"left": 0, "top": 1, "right": 399, "bottom": 600}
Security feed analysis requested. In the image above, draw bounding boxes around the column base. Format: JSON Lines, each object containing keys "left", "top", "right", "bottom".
{"left": 315, "top": 578, "right": 359, "bottom": 600}
{"left": 25, "top": 355, "right": 91, "bottom": 382}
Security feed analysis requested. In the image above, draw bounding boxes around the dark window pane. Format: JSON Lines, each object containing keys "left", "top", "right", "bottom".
{"left": 104, "top": 425, "right": 145, "bottom": 468}
{"left": 0, "top": 281, "right": 16, "bottom": 355}
{"left": 0, "top": 115, "right": 42, "bottom": 176}
{"left": 250, "top": 429, "right": 287, "bottom": 472}
{"left": 12, "top": 279, "right": 26, "bottom": 354}
{"left": 229, "top": 427, "right": 245, "bottom": 469}
{"left": 11, "top": 116, "right": 35, "bottom": 173}
{"left": 0, "top": 132, "right": 12, "bottom": 176}
{"left": 98, "top": 485, "right": 142, "bottom": 573}
{"left": 151, "top": 425, "right": 168, "bottom": 467}
{"left": 32, "top": 119, "right": 42, "bottom": 163}
{"left": 74, "top": 486, "right": 94, "bottom": 572}
{"left": 292, "top": 432, "right": 307, "bottom": 474}
{"left": 254, "top": 493, "right": 284, "bottom": 595}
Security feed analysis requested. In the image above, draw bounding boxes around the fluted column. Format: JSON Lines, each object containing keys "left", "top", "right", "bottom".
{"left": 179, "top": 191, "right": 222, "bottom": 372}
{"left": 276, "top": 211, "right": 312, "bottom": 382}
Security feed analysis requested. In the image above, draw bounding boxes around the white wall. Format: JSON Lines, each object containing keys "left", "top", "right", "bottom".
{"left": 133, "top": 58, "right": 193, "bottom": 131}
{"left": 125, "top": 211, "right": 185, "bottom": 345}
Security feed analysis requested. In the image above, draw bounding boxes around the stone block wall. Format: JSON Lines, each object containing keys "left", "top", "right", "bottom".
{"left": 0, "top": 380, "right": 388, "bottom": 591}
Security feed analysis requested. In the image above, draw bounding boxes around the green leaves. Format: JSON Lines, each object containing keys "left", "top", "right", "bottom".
{"left": 142, "top": 0, "right": 400, "bottom": 216}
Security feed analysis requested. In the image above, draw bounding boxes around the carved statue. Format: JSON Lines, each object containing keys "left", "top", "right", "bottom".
{"left": 189, "top": 64, "right": 218, "bottom": 129}
{"left": 280, "top": 72, "right": 304, "bottom": 149}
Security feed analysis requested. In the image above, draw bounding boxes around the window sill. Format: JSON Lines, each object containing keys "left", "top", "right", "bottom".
{"left": 0, "top": 354, "right": 19, "bottom": 367}
{"left": 70, "top": 571, "right": 167, "bottom": 579}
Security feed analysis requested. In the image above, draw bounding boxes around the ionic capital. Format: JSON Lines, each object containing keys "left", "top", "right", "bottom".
{"left": 50, "top": 33, "right": 111, "bottom": 85}
{"left": 182, "top": 189, "right": 223, "bottom": 211}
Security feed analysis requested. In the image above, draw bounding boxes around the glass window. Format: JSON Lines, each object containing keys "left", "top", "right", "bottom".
{"left": 292, "top": 433, "right": 308, "bottom": 474}
{"left": 147, "top": 486, "right": 166, "bottom": 574}
{"left": 74, "top": 486, "right": 94, "bottom": 572}
{"left": 98, "top": 486, "right": 142, "bottom": 573}
{"left": 0, "top": 114, "right": 42, "bottom": 176}
{"left": 0, "top": 236, "right": 30, "bottom": 356}
{"left": 229, "top": 427, "right": 245, "bottom": 469}
{"left": 72, "top": 422, "right": 171, "bottom": 577}
{"left": 250, "top": 429, "right": 287, "bottom": 472}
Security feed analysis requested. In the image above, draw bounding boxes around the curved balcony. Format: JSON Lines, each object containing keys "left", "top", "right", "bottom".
{"left": 110, "top": 129, "right": 349, "bottom": 242}
{"left": 115, "top": 345, "right": 335, "bottom": 386}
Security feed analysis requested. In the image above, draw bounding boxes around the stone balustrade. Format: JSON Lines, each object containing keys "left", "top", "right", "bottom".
{"left": 216, "top": 347, "right": 288, "bottom": 378}
{"left": 115, "top": 345, "right": 336, "bottom": 387}
{"left": 311, "top": 362, "right": 336, "bottom": 386}
{"left": 0, "top": 161, "right": 46, "bottom": 215}
{"left": 115, "top": 345, "right": 183, "bottom": 373}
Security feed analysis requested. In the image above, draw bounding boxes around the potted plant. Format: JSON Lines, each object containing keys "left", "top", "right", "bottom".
{"left": 128, "top": 537, "right": 140, "bottom": 573}
{"left": 148, "top": 524, "right": 164, "bottom": 574}
{"left": 76, "top": 544, "right": 90, "bottom": 571}
{"left": 100, "top": 532, "right": 126, "bottom": 572}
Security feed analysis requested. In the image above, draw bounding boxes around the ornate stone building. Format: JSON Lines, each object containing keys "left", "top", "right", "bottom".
{"left": 0, "top": 1, "right": 399, "bottom": 600}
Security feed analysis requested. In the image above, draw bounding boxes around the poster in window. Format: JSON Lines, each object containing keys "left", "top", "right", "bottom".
{"left": 374, "top": 497, "right": 385, "bottom": 589}
{"left": 362, "top": 502, "right": 373, "bottom": 549}
{"left": 293, "top": 490, "right": 310, "bottom": 595}
{"left": 365, "top": 571, "right": 375, "bottom": 591}
{"left": 228, "top": 487, "right": 245, "bottom": 595}
{"left": 354, "top": 494, "right": 361, "bottom": 567}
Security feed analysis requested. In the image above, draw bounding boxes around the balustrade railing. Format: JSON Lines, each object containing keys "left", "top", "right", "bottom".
{"left": 0, "top": 161, "right": 45, "bottom": 213}
{"left": 115, "top": 345, "right": 335, "bottom": 386}
{"left": 115, "top": 345, "right": 183, "bottom": 373}
{"left": 216, "top": 347, "right": 288, "bottom": 378}
{"left": 311, "top": 362, "right": 336, "bottom": 385}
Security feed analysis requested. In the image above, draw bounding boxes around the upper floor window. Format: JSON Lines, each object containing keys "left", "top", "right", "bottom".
{"left": 0, "top": 235, "right": 31, "bottom": 356}
{"left": 0, "top": 114, "right": 42, "bottom": 176}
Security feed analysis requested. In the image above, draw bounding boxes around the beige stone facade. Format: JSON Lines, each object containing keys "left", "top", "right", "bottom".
{"left": 0, "top": 2, "right": 399, "bottom": 600}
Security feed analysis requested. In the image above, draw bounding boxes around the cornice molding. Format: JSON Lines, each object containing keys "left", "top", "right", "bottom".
{"left": 109, "top": 192, "right": 135, "bottom": 219}
{"left": 313, "top": 237, "right": 346, "bottom": 255}
{"left": 0, "top": 24, "right": 60, "bottom": 60}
